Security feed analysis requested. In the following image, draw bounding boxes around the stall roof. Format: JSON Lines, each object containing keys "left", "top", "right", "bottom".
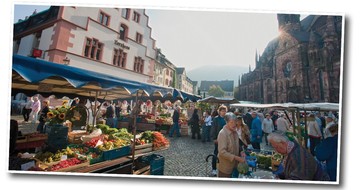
{"left": 179, "top": 90, "right": 202, "bottom": 102}
{"left": 11, "top": 54, "right": 182, "bottom": 100}
{"left": 230, "top": 102, "right": 339, "bottom": 111}
{"left": 198, "top": 96, "right": 239, "bottom": 104}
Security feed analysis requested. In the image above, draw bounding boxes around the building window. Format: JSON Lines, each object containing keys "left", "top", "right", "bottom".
{"left": 99, "top": 11, "right": 110, "bottom": 26}
{"left": 119, "top": 24, "right": 128, "bottom": 41}
{"left": 121, "top": 8, "right": 130, "bottom": 19}
{"left": 170, "top": 71, "right": 173, "bottom": 77}
{"left": 113, "top": 48, "right": 127, "bottom": 68}
{"left": 84, "top": 38, "right": 103, "bottom": 61}
{"left": 133, "top": 11, "right": 140, "bottom": 23}
{"left": 134, "top": 56, "right": 144, "bottom": 73}
{"left": 165, "top": 79, "right": 169, "bottom": 86}
{"left": 136, "top": 32, "right": 143, "bottom": 44}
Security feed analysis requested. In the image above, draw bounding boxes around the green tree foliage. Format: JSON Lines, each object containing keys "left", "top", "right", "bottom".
{"left": 208, "top": 85, "right": 225, "bottom": 97}
{"left": 196, "top": 102, "right": 211, "bottom": 113}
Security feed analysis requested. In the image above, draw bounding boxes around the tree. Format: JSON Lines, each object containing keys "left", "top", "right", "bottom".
{"left": 208, "top": 85, "right": 225, "bottom": 97}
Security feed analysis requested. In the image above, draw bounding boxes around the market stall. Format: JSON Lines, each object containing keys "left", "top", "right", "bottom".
{"left": 10, "top": 54, "right": 178, "bottom": 174}
{"left": 230, "top": 102, "right": 340, "bottom": 148}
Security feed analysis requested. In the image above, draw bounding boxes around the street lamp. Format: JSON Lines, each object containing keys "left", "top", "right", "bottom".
{"left": 63, "top": 57, "right": 70, "bottom": 65}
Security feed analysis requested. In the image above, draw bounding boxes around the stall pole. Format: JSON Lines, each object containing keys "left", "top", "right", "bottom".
{"left": 91, "top": 91, "right": 98, "bottom": 130}
{"left": 296, "top": 109, "right": 303, "bottom": 146}
{"left": 304, "top": 110, "right": 308, "bottom": 150}
{"left": 131, "top": 90, "right": 139, "bottom": 173}
{"left": 291, "top": 110, "right": 297, "bottom": 137}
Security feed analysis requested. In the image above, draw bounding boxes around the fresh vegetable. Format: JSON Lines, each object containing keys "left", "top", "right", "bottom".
{"left": 84, "top": 138, "right": 100, "bottom": 148}
{"left": 237, "top": 162, "right": 249, "bottom": 174}
{"left": 152, "top": 131, "right": 169, "bottom": 149}
{"left": 140, "top": 131, "right": 154, "bottom": 143}
{"left": 50, "top": 158, "right": 82, "bottom": 171}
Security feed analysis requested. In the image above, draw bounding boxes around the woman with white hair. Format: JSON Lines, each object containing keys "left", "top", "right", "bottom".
{"left": 217, "top": 112, "right": 246, "bottom": 178}
{"left": 268, "top": 132, "right": 330, "bottom": 181}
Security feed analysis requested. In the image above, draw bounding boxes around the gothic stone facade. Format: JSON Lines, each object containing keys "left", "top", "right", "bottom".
{"left": 238, "top": 14, "right": 342, "bottom": 103}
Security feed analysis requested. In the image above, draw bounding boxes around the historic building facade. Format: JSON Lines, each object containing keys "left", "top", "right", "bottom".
{"left": 238, "top": 14, "right": 342, "bottom": 103}
{"left": 175, "top": 68, "right": 194, "bottom": 94}
{"left": 13, "top": 6, "right": 156, "bottom": 83}
{"left": 154, "top": 49, "right": 176, "bottom": 87}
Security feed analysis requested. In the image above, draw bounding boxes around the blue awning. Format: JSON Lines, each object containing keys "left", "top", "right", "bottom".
{"left": 11, "top": 54, "right": 182, "bottom": 100}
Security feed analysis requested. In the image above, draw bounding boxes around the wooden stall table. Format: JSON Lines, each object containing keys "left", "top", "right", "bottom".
{"left": 16, "top": 134, "right": 48, "bottom": 150}
{"left": 72, "top": 156, "right": 132, "bottom": 174}
{"left": 136, "top": 123, "right": 156, "bottom": 132}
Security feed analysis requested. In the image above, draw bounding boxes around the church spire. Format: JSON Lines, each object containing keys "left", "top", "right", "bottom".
{"left": 255, "top": 50, "right": 258, "bottom": 63}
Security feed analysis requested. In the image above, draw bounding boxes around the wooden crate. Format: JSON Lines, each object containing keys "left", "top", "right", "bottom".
{"left": 28, "top": 135, "right": 48, "bottom": 142}
{"left": 134, "top": 143, "right": 153, "bottom": 156}
{"left": 68, "top": 131, "right": 88, "bottom": 144}
{"left": 180, "top": 126, "right": 189, "bottom": 136}
{"left": 133, "top": 162, "right": 150, "bottom": 175}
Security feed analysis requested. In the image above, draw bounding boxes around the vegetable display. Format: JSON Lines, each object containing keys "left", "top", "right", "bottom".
{"left": 50, "top": 158, "right": 82, "bottom": 171}
{"left": 140, "top": 131, "right": 154, "bottom": 143}
{"left": 237, "top": 162, "right": 250, "bottom": 175}
{"left": 152, "top": 131, "right": 170, "bottom": 149}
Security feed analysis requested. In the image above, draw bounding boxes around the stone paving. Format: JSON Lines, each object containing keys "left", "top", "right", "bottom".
{"left": 154, "top": 129, "right": 274, "bottom": 178}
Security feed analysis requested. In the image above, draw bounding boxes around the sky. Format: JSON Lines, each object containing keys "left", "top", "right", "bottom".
{"left": 12, "top": 4, "right": 287, "bottom": 72}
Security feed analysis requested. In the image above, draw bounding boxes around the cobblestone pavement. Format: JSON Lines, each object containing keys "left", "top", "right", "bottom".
{"left": 154, "top": 129, "right": 274, "bottom": 178}
{"left": 10, "top": 115, "right": 274, "bottom": 178}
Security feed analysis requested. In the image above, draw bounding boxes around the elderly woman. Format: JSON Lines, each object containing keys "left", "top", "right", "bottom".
{"left": 217, "top": 112, "right": 246, "bottom": 178}
{"left": 268, "top": 132, "right": 330, "bottom": 181}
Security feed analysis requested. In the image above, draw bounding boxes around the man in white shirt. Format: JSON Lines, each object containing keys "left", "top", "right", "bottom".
{"left": 202, "top": 111, "right": 212, "bottom": 142}
{"left": 262, "top": 113, "right": 274, "bottom": 145}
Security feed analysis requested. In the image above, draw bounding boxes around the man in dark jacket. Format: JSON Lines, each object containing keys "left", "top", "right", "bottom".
{"left": 271, "top": 110, "right": 280, "bottom": 131}
{"left": 250, "top": 111, "right": 262, "bottom": 150}
{"left": 105, "top": 101, "right": 117, "bottom": 128}
{"left": 169, "top": 106, "right": 181, "bottom": 137}
{"left": 37, "top": 100, "right": 49, "bottom": 133}
{"left": 315, "top": 124, "right": 338, "bottom": 181}
{"left": 210, "top": 105, "right": 227, "bottom": 176}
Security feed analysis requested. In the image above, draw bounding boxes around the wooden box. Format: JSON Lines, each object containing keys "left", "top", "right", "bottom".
{"left": 180, "top": 126, "right": 189, "bottom": 136}
{"left": 68, "top": 131, "right": 88, "bottom": 144}
{"left": 134, "top": 143, "right": 153, "bottom": 156}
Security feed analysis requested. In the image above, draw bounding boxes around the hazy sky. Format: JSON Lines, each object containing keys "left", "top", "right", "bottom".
{"left": 13, "top": 4, "right": 298, "bottom": 72}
